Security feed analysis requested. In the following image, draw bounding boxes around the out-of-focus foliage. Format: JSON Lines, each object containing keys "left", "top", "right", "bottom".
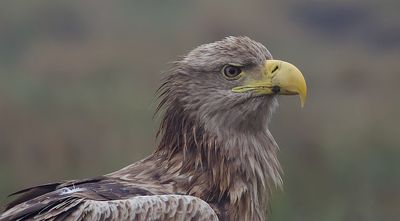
{"left": 0, "top": 0, "right": 399, "bottom": 220}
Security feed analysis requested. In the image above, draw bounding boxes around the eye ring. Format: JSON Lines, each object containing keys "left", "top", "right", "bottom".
{"left": 222, "top": 65, "right": 242, "bottom": 79}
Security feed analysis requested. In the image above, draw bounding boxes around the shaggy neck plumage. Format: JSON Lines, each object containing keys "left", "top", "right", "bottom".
{"left": 154, "top": 97, "right": 282, "bottom": 221}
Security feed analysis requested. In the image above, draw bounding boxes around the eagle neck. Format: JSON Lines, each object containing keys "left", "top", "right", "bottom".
{"left": 155, "top": 101, "right": 282, "bottom": 221}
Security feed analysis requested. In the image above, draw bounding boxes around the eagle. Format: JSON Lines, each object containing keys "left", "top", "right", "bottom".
{"left": 0, "top": 36, "right": 307, "bottom": 221}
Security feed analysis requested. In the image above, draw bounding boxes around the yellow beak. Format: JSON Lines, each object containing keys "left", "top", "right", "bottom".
{"left": 232, "top": 60, "right": 307, "bottom": 107}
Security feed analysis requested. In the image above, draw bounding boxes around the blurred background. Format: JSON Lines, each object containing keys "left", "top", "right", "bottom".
{"left": 0, "top": 0, "right": 399, "bottom": 220}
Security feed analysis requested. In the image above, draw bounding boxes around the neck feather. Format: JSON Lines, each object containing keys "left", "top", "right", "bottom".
{"left": 155, "top": 99, "right": 282, "bottom": 220}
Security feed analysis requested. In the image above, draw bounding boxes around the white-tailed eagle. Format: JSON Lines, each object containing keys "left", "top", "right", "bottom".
{"left": 0, "top": 36, "right": 307, "bottom": 221}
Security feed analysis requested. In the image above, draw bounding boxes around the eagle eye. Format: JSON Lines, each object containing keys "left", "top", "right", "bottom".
{"left": 222, "top": 65, "right": 242, "bottom": 79}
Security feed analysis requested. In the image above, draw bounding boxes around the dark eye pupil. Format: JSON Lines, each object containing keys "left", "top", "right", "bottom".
{"left": 224, "top": 66, "right": 241, "bottom": 78}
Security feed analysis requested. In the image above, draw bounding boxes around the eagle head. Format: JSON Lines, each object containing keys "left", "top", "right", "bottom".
{"left": 158, "top": 36, "right": 307, "bottom": 136}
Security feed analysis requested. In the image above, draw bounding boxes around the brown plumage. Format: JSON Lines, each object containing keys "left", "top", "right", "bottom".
{"left": 0, "top": 36, "right": 307, "bottom": 221}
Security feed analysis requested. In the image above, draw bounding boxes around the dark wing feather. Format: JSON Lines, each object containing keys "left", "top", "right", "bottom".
{"left": 5, "top": 177, "right": 106, "bottom": 211}
{"left": 1, "top": 192, "right": 78, "bottom": 221}
{"left": 6, "top": 183, "right": 61, "bottom": 210}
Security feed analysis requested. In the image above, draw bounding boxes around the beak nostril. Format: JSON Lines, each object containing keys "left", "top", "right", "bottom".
{"left": 272, "top": 86, "right": 280, "bottom": 94}
{"left": 271, "top": 65, "right": 279, "bottom": 74}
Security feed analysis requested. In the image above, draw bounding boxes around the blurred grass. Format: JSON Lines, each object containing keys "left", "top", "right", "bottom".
{"left": 0, "top": 0, "right": 399, "bottom": 220}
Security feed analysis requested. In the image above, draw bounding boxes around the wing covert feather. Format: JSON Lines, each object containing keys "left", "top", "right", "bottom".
{"left": 0, "top": 195, "right": 219, "bottom": 221}
{"left": 71, "top": 195, "right": 219, "bottom": 221}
